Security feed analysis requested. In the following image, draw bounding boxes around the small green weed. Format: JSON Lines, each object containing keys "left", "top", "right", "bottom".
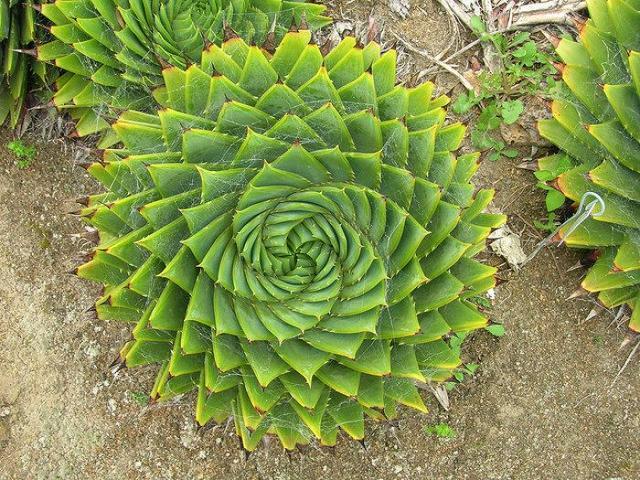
{"left": 452, "top": 16, "right": 558, "bottom": 161}
{"left": 533, "top": 212, "right": 558, "bottom": 233}
{"left": 443, "top": 332, "right": 481, "bottom": 391}
{"left": 425, "top": 423, "right": 457, "bottom": 439}
{"left": 533, "top": 154, "right": 574, "bottom": 226}
{"left": 7, "top": 139, "right": 37, "bottom": 169}
{"left": 129, "top": 391, "right": 150, "bottom": 407}
{"left": 468, "top": 295, "right": 493, "bottom": 310}
{"left": 446, "top": 362, "right": 480, "bottom": 391}
{"left": 485, "top": 323, "right": 506, "bottom": 337}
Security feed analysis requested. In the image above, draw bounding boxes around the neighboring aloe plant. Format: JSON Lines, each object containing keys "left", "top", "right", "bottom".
{"left": 77, "top": 31, "right": 505, "bottom": 450}
{"left": 37, "top": 0, "right": 330, "bottom": 143}
{"left": 1, "top": 0, "right": 44, "bottom": 126}
{"left": 537, "top": 0, "right": 640, "bottom": 331}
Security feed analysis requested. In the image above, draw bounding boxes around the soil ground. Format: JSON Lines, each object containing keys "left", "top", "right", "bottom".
{"left": 1, "top": 1, "right": 639, "bottom": 479}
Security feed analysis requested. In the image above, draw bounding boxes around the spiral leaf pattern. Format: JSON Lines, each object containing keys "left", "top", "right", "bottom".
{"left": 37, "top": 0, "right": 330, "bottom": 139}
{"left": 537, "top": 0, "right": 640, "bottom": 331}
{"left": 78, "top": 31, "right": 505, "bottom": 450}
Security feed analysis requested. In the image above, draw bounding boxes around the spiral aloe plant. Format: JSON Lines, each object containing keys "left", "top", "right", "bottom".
{"left": 77, "top": 31, "right": 505, "bottom": 450}
{"left": 37, "top": 0, "right": 330, "bottom": 142}
{"left": 537, "top": 0, "right": 640, "bottom": 331}
{"left": 1, "top": 0, "right": 44, "bottom": 126}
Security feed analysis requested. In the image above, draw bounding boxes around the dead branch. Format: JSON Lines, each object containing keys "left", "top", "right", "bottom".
{"left": 436, "top": 0, "right": 474, "bottom": 29}
{"left": 507, "top": 1, "right": 587, "bottom": 28}
{"left": 438, "top": 0, "right": 587, "bottom": 31}
{"left": 512, "top": 0, "right": 585, "bottom": 14}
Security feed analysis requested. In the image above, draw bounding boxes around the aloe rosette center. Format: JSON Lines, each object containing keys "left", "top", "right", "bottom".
{"left": 228, "top": 179, "right": 387, "bottom": 321}
{"left": 77, "top": 31, "right": 505, "bottom": 450}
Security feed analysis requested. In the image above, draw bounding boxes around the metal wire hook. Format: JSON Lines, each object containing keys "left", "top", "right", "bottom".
{"left": 523, "top": 191, "right": 606, "bottom": 266}
{"left": 557, "top": 191, "right": 606, "bottom": 246}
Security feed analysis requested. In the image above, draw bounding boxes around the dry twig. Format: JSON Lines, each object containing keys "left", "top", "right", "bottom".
{"left": 390, "top": 31, "right": 474, "bottom": 90}
{"left": 506, "top": 1, "right": 586, "bottom": 28}
{"left": 437, "top": 0, "right": 586, "bottom": 30}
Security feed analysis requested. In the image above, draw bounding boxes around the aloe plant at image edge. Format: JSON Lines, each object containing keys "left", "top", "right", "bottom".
{"left": 537, "top": 0, "right": 640, "bottom": 331}
{"left": 1, "top": 0, "right": 45, "bottom": 126}
{"left": 36, "top": 0, "right": 330, "bottom": 145}
{"left": 76, "top": 31, "right": 506, "bottom": 450}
